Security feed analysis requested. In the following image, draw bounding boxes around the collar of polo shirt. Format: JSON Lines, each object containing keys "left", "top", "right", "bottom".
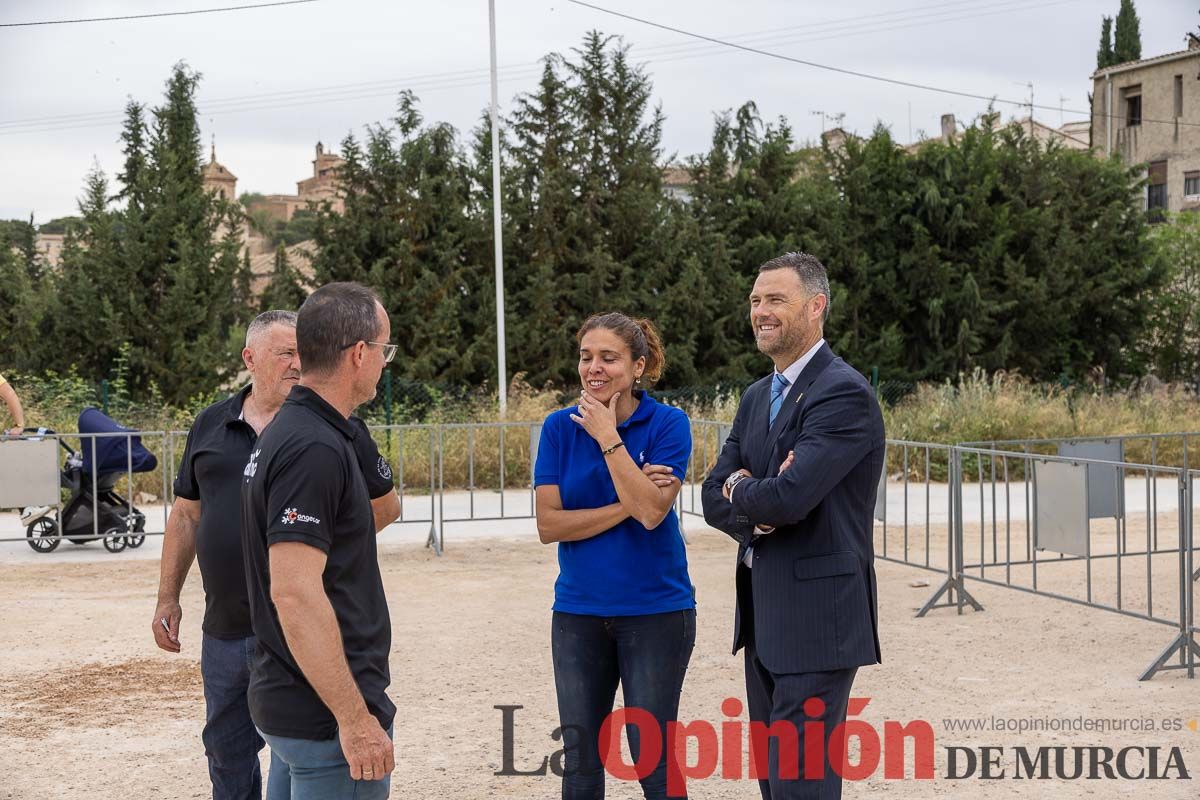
{"left": 616, "top": 389, "right": 656, "bottom": 430}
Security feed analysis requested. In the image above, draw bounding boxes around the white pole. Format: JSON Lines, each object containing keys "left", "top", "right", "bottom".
{"left": 488, "top": 0, "right": 507, "bottom": 417}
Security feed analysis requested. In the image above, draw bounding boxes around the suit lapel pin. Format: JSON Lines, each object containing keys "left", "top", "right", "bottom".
{"left": 795, "top": 392, "right": 804, "bottom": 404}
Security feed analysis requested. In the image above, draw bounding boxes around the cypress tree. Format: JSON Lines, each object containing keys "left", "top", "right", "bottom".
{"left": 1113, "top": 0, "right": 1142, "bottom": 65}
{"left": 1097, "top": 16, "right": 1115, "bottom": 69}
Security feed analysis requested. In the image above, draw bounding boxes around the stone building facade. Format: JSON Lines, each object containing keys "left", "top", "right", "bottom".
{"left": 1092, "top": 37, "right": 1200, "bottom": 214}
{"left": 246, "top": 142, "right": 345, "bottom": 222}
{"left": 200, "top": 145, "right": 238, "bottom": 203}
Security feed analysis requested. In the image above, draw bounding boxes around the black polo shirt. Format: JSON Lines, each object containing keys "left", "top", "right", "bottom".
{"left": 175, "top": 386, "right": 394, "bottom": 640}
{"left": 240, "top": 384, "right": 394, "bottom": 740}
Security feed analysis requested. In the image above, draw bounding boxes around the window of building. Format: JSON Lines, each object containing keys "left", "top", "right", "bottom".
{"left": 1148, "top": 160, "right": 1168, "bottom": 220}
{"left": 1122, "top": 85, "right": 1143, "bottom": 127}
{"left": 1127, "top": 95, "right": 1142, "bottom": 127}
{"left": 1186, "top": 171, "right": 1200, "bottom": 198}
{"left": 1176, "top": 75, "right": 1185, "bottom": 117}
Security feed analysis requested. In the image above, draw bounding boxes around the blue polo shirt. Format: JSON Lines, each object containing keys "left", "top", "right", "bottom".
{"left": 534, "top": 391, "right": 695, "bottom": 616}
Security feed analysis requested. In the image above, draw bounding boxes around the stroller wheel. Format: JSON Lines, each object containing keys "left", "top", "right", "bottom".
{"left": 125, "top": 534, "right": 146, "bottom": 549}
{"left": 26, "top": 518, "right": 60, "bottom": 553}
{"left": 103, "top": 529, "right": 127, "bottom": 553}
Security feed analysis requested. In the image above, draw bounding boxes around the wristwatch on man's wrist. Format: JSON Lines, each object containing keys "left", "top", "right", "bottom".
{"left": 724, "top": 471, "right": 748, "bottom": 497}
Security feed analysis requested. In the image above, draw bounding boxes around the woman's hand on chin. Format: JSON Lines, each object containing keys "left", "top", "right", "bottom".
{"left": 570, "top": 390, "right": 620, "bottom": 446}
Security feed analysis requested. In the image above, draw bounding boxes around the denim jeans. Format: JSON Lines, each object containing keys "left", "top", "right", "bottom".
{"left": 262, "top": 725, "right": 394, "bottom": 800}
{"left": 552, "top": 609, "right": 697, "bottom": 799}
{"left": 201, "top": 633, "right": 265, "bottom": 800}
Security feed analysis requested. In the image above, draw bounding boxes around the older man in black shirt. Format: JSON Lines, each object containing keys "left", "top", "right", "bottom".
{"left": 241, "top": 283, "right": 397, "bottom": 799}
{"left": 152, "top": 309, "right": 398, "bottom": 800}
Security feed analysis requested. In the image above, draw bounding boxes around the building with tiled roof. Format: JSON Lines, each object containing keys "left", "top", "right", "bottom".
{"left": 201, "top": 144, "right": 238, "bottom": 203}
{"left": 247, "top": 142, "right": 345, "bottom": 223}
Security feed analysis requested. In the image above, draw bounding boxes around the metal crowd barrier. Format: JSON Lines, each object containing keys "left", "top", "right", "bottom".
{"left": 0, "top": 424, "right": 441, "bottom": 553}
{"left": 935, "top": 438, "right": 1199, "bottom": 681}
{"left": 0, "top": 429, "right": 174, "bottom": 551}
{"left": 366, "top": 423, "right": 438, "bottom": 549}
{"left": 875, "top": 441, "right": 957, "bottom": 582}
{"left": 675, "top": 420, "right": 729, "bottom": 525}
{"left": 433, "top": 421, "right": 540, "bottom": 555}
{"left": 8, "top": 422, "right": 1195, "bottom": 681}
{"left": 960, "top": 431, "right": 1198, "bottom": 467}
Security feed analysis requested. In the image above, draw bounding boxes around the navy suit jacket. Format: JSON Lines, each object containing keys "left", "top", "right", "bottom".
{"left": 701, "top": 343, "right": 885, "bottom": 674}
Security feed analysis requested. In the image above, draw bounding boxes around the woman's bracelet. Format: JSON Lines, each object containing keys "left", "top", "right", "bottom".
{"left": 601, "top": 440, "right": 625, "bottom": 456}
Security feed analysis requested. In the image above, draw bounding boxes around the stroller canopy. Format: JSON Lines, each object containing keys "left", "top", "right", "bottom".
{"left": 78, "top": 408, "right": 159, "bottom": 476}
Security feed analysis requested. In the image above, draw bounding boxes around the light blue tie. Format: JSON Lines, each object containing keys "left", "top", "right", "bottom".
{"left": 769, "top": 373, "right": 790, "bottom": 427}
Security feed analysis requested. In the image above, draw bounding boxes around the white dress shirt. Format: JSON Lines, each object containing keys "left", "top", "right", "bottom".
{"left": 739, "top": 338, "right": 825, "bottom": 568}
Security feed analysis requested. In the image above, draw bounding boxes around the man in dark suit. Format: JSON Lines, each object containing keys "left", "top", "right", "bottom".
{"left": 702, "top": 252, "right": 885, "bottom": 799}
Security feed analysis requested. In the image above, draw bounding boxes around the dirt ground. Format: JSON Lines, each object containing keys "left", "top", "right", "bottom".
{"left": 1, "top": 524, "right": 1198, "bottom": 799}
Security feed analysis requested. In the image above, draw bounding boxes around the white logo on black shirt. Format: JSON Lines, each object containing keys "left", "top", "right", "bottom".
{"left": 244, "top": 449, "right": 261, "bottom": 479}
{"left": 281, "top": 507, "right": 321, "bottom": 525}
{"left": 377, "top": 456, "right": 392, "bottom": 481}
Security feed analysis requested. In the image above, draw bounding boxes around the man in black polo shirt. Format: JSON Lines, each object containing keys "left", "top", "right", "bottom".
{"left": 152, "top": 309, "right": 398, "bottom": 800}
{"left": 241, "top": 283, "right": 396, "bottom": 798}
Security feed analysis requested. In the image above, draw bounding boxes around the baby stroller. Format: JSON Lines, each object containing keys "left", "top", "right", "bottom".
{"left": 24, "top": 408, "right": 158, "bottom": 554}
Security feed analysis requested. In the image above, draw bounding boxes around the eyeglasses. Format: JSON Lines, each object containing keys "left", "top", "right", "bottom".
{"left": 341, "top": 340, "right": 398, "bottom": 363}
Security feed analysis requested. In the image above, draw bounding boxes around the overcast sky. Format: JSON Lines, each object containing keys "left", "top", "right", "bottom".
{"left": 0, "top": 0, "right": 1195, "bottom": 221}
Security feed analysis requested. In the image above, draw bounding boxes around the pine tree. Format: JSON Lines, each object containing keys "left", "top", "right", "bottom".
{"left": 1143, "top": 213, "right": 1200, "bottom": 381}
{"left": 6, "top": 215, "right": 44, "bottom": 284}
{"left": 48, "top": 166, "right": 126, "bottom": 379}
{"left": 1097, "top": 16, "right": 1115, "bottom": 69}
{"left": 260, "top": 244, "right": 308, "bottom": 313}
{"left": 505, "top": 57, "right": 584, "bottom": 388}
{"left": 104, "top": 62, "right": 252, "bottom": 402}
{"left": 0, "top": 226, "right": 38, "bottom": 371}
{"left": 811, "top": 116, "right": 1159, "bottom": 383}
{"left": 313, "top": 91, "right": 492, "bottom": 385}
{"left": 1113, "top": 0, "right": 1142, "bottom": 65}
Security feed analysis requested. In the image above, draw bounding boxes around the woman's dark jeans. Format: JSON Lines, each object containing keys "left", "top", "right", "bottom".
{"left": 552, "top": 609, "right": 697, "bottom": 799}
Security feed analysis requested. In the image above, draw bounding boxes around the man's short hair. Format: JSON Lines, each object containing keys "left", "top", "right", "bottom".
{"left": 245, "top": 310, "right": 297, "bottom": 348}
{"left": 759, "top": 252, "right": 831, "bottom": 323}
{"left": 296, "top": 283, "right": 382, "bottom": 375}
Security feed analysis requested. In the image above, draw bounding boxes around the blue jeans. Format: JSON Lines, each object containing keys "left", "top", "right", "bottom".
{"left": 262, "top": 725, "right": 394, "bottom": 800}
{"left": 552, "top": 609, "right": 697, "bottom": 799}
{"left": 201, "top": 633, "right": 265, "bottom": 800}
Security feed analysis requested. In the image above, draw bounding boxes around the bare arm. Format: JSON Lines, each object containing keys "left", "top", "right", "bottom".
{"left": 604, "top": 448, "right": 681, "bottom": 529}
{"left": 371, "top": 491, "right": 400, "bottom": 534}
{"left": 151, "top": 497, "right": 201, "bottom": 653}
{"left": 570, "top": 391, "right": 685, "bottom": 530}
{"left": 0, "top": 382, "right": 25, "bottom": 434}
{"left": 535, "top": 485, "right": 629, "bottom": 544}
{"left": 270, "top": 541, "right": 394, "bottom": 780}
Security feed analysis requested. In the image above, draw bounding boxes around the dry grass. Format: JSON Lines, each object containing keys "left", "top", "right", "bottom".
{"left": 14, "top": 371, "right": 1200, "bottom": 493}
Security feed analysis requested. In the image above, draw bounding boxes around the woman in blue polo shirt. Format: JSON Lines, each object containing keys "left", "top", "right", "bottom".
{"left": 534, "top": 312, "right": 695, "bottom": 799}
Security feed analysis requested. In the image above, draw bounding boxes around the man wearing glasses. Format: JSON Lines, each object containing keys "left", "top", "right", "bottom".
{"left": 152, "top": 308, "right": 399, "bottom": 800}
{"left": 241, "top": 283, "right": 398, "bottom": 798}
